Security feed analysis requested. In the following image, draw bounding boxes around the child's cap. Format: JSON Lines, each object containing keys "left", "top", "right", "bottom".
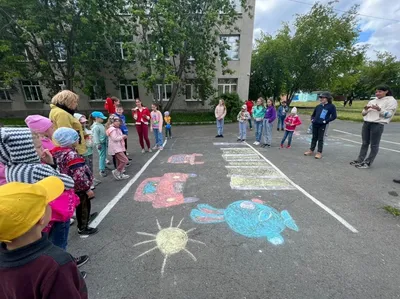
{"left": 24, "top": 115, "right": 53, "bottom": 134}
{"left": 109, "top": 115, "right": 121, "bottom": 122}
{"left": 53, "top": 128, "right": 79, "bottom": 147}
{"left": 91, "top": 111, "right": 107, "bottom": 119}
{"left": 164, "top": 111, "right": 169, "bottom": 116}
{"left": 242, "top": 105, "right": 247, "bottom": 109}
{"left": 74, "top": 113, "right": 87, "bottom": 123}
{"left": 291, "top": 107, "right": 297, "bottom": 114}
{"left": 0, "top": 176, "right": 64, "bottom": 242}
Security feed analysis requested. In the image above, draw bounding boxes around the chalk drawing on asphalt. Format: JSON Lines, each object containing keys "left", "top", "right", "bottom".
{"left": 167, "top": 153, "right": 204, "bottom": 165}
{"left": 134, "top": 173, "right": 199, "bottom": 208}
{"left": 134, "top": 217, "right": 205, "bottom": 277}
{"left": 190, "top": 199, "right": 299, "bottom": 245}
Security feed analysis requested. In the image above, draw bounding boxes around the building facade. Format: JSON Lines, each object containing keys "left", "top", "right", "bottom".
{"left": 0, "top": 2, "right": 255, "bottom": 117}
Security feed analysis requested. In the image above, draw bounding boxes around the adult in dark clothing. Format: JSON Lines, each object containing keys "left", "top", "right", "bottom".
{"left": 304, "top": 92, "right": 337, "bottom": 159}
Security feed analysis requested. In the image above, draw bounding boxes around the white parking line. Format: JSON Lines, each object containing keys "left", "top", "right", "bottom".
{"left": 89, "top": 139, "right": 168, "bottom": 229}
{"left": 333, "top": 129, "right": 400, "bottom": 146}
{"left": 245, "top": 142, "right": 359, "bottom": 233}
{"left": 338, "top": 138, "right": 400, "bottom": 154}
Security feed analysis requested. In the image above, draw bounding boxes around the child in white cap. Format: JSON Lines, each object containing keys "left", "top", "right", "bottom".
{"left": 237, "top": 105, "right": 251, "bottom": 142}
{"left": 280, "top": 107, "right": 302, "bottom": 149}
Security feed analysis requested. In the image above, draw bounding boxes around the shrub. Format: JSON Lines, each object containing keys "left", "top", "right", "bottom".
{"left": 210, "top": 93, "right": 243, "bottom": 121}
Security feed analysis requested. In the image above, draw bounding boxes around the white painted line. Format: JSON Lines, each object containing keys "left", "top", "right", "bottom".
{"left": 228, "top": 174, "right": 285, "bottom": 179}
{"left": 225, "top": 165, "right": 274, "bottom": 169}
{"left": 221, "top": 148, "right": 256, "bottom": 151}
{"left": 244, "top": 142, "right": 359, "bottom": 233}
{"left": 222, "top": 154, "right": 260, "bottom": 157}
{"left": 230, "top": 184, "right": 296, "bottom": 191}
{"left": 333, "top": 129, "right": 400, "bottom": 146}
{"left": 89, "top": 139, "right": 168, "bottom": 228}
{"left": 338, "top": 138, "right": 400, "bottom": 154}
{"left": 213, "top": 142, "right": 247, "bottom": 145}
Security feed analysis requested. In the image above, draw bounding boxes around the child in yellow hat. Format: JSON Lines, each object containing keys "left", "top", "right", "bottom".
{"left": 0, "top": 177, "right": 88, "bottom": 298}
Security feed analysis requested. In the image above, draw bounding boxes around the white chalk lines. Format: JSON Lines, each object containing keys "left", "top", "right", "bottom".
{"left": 214, "top": 142, "right": 359, "bottom": 234}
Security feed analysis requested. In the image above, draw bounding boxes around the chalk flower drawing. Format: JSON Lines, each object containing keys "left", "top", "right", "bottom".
{"left": 190, "top": 199, "right": 299, "bottom": 245}
{"left": 134, "top": 217, "right": 205, "bottom": 277}
{"left": 134, "top": 173, "right": 199, "bottom": 208}
{"left": 167, "top": 153, "right": 204, "bottom": 165}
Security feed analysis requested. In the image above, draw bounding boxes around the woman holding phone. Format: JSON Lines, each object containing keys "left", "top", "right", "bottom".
{"left": 132, "top": 98, "right": 152, "bottom": 153}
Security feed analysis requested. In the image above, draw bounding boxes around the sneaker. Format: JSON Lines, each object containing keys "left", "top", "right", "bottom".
{"left": 78, "top": 227, "right": 98, "bottom": 236}
{"left": 76, "top": 255, "right": 89, "bottom": 268}
{"left": 393, "top": 179, "right": 400, "bottom": 184}
{"left": 355, "top": 162, "right": 369, "bottom": 169}
{"left": 159, "top": 146, "right": 163, "bottom": 150}
{"left": 254, "top": 141, "right": 260, "bottom": 146}
{"left": 148, "top": 148, "right": 153, "bottom": 153}
{"left": 106, "top": 159, "right": 110, "bottom": 165}
{"left": 250, "top": 128, "right": 253, "bottom": 131}
{"left": 315, "top": 152, "right": 322, "bottom": 159}
{"left": 280, "top": 144, "right": 284, "bottom": 149}
{"left": 215, "top": 135, "right": 221, "bottom": 138}
{"left": 253, "top": 141, "right": 257, "bottom": 145}
{"left": 119, "top": 173, "right": 130, "bottom": 180}
{"left": 126, "top": 163, "right": 131, "bottom": 167}
{"left": 70, "top": 218, "right": 75, "bottom": 225}
{"left": 241, "top": 139, "right": 246, "bottom": 143}
{"left": 237, "top": 138, "right": 241, "bottom": 141}
{"left": 304, "top": 150, "right": 314, "bottom": 156}
{"left": 277, "top": 128, "right": 280, "bottom": 131}
{"left": 112, "top": 170, "right": 121, "bottom": 180}
{"left": 126, "top": 152, "right": 130, "bottom": 156}
{"left": 286, "top": 145, "right": 291, "bottom": 149}
{"left": 141, "top": 149, "right": 145, "bottom": 153}
{"left": 90, "top": 185, "right": 95, "bottom": 190}
{"left": 220, "top": 135, "right": 224, "bottom": 138}
{"left": 81, "top": 271, "right": 87, "bottom": 279}
{"left": 266, "top": 144, "right": 271, "bottom": 148}
{"left": 99, "top": 170, "right": 107, "bottom": 177}
{"left": 350, "top": 160, "right": 362, "bottom": 166}
{"left": 152, "top": 145, "right": 158, "bottom": 150}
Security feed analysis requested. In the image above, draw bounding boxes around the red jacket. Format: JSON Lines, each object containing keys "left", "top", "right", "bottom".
{"left": 132, "top": 107, "right": 151, "bottom": 125}
{"left": 246, "top": 100, "right": 254, "bottom": 115}
{"left": 284, "top": 115, "right": 302, "bottom": 131}
{"left": 104, "top": 97, "right": 116, "bottom": 114}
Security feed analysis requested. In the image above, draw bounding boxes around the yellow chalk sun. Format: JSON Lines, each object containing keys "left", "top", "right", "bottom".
{"left": 134, "top": 217, "right": 205, "bottom": 276}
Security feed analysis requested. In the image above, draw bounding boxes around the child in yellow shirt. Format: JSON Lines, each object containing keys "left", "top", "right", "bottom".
{"left": 164, "top": 111, "right": 172, "bottom": 139}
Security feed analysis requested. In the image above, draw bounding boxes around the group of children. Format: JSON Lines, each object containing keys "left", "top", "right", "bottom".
{"left": 236, "top": 99, "right": 303, "bottom": 149}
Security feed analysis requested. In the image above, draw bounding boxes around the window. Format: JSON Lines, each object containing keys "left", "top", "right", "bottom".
{"left": 89, "top": 80, "right": 106, "bottom": 101}
{"left": 116, "top": 42, "right": 128, "bottom": 60}
{"left": 0, "top": 89, "right": 11, "bottom": 101}
{"left": 231, "top": 0, "right": 242, "bottom": 13}
{"left": 220, "top": 35, "right": 240, "bottom": 60}
{"left": 155, "top": 84, "right": 172, "bottom": 101}
{"left": 185, "top": 84, "right": 200, "bottom": 101}
{"left": 218, "top": 79, "right": 237, "bottom": 95}
{"left": 21, "top": 80, "right": 43, "bottom": 102}
{"left": 120, "top": 80, "right": 139, "bottom": 101}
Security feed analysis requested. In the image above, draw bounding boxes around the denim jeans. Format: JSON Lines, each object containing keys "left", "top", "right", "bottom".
{"left": 277, "top": 116, "right": 286, "bottom": 130}
{"left": 216, "top": 119, "right": 224, "bottom": 135}
{"left": 238, "top": 122, "right": 247, "bottom": 140}
{"left": 248, "top": 118, "right": 253, "bottom": 129}
{"left": 281, "top": 130, "right": 294, "bottom": 146}
{"left": 262, "top": 119, "right": 273, "bottom": 145}
{"left": 49, "top": 220, "right": 70, "bottom": 250}
{"left": 153, "top": 128, "right": 163, "bottom": 146}
{"left": 255, "top": 120, "right": 263, "bottom": 142}
{"left": 357, "top": 121, "right": 384, "bottom": 165}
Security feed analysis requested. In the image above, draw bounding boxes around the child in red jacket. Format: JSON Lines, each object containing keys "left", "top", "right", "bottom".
{"left": 280, "top": 107, "right": 302, "bottom": 149}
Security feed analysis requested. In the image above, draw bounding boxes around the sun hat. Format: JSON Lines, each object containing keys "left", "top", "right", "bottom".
{"left": 73, "top": 113, "right": 88, "bottom": 123}
{"left": 24, "top": 115, "right": 53, "bottom": 133}
{"left": 242, "top": 105, "right": 247, "bottom": 109}
{"left": 91, "top": 111, "right": 107, "bottom": 119}
{"left": 53, "top": 127, "right": 79, "bottom": 147}
{"left": 291, "top": 107, "right": 297, "bottom": 114}
{"left": 164, "top": 111, "right": 170, "bottom": 116}
{"left": 0, "top": 176, "right": 64, "bottom": 242}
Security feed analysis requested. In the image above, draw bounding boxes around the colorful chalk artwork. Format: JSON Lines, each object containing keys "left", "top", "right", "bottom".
{"left": 167, "top": 154, "right": 204, "bottom": 165}
{"left": 190, "top": 199, "right": 299, "bottom": 245}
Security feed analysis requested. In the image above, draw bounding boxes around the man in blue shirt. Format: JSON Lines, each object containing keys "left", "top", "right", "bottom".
{"left": 304, "top": 92, "right": 337, "bottom": 159}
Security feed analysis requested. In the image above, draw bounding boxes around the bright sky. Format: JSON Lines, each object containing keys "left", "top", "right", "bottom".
{"left": 253, "top": 0, "right": 400, "bottom": 59}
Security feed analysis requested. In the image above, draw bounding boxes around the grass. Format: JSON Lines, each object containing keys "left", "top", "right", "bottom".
{"left": 383, "top": 206, "right": 400, "bottom": 217}
{"left": 0, "top": 118, "right": 26, "bottom": 126}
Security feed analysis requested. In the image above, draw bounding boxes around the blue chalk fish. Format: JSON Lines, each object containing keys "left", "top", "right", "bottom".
{"left": 190, "top": 199, "right": 299, "bottom": 245}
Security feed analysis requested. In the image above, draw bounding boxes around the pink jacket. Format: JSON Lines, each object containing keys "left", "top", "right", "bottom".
{"left": 0, "top": 163, "right": 6, "bottom": 186}
{"left": 284, "top": 115, "right": 302, "bottom": 131}
{"left": 106, "top": 126, "right": 126, "bottom": 155}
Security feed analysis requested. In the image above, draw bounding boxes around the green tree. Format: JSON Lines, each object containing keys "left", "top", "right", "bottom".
{"left": 129, "top": 0, "right": 251, "bottom": 111}
{"left": 0, "top": 0, "right": 130, "bottom": 98}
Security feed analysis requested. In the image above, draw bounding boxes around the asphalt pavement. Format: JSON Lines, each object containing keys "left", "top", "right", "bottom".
{"left": 67, "top": 118, "right": 400, "bottom": 299}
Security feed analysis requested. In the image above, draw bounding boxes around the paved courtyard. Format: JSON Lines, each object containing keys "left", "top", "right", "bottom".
{"left": 67, "top": 119, "right": 400, "bottom": 299}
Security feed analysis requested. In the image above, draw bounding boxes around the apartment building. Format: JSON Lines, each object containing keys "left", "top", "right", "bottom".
{"left": 0, "top": 1, "right": 255, "bottom": 117}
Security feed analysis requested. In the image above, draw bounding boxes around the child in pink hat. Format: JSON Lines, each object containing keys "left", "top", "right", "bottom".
{"left": 25, "top": 115, "right": 55, "bottom": 151}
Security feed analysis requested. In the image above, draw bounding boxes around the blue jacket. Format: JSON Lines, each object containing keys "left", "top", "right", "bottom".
{"left": 277, "top": 105, "right": 289, "bottom": 117}
{"left": 115, "top": 113, "right": 128, "bottom": 135}
{"left": 311, "top": 103, "right": 337, "bottom": 125}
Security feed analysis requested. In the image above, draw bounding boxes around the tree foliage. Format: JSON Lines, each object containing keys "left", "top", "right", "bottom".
{"left": 0, "top": 0, "right": 130, "bottom": 98}
{"left": 128, "top": 0, "right": 251, "bottom": 111}
{"left": 250, "top": 2, "right": 366, "bottom": 104}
